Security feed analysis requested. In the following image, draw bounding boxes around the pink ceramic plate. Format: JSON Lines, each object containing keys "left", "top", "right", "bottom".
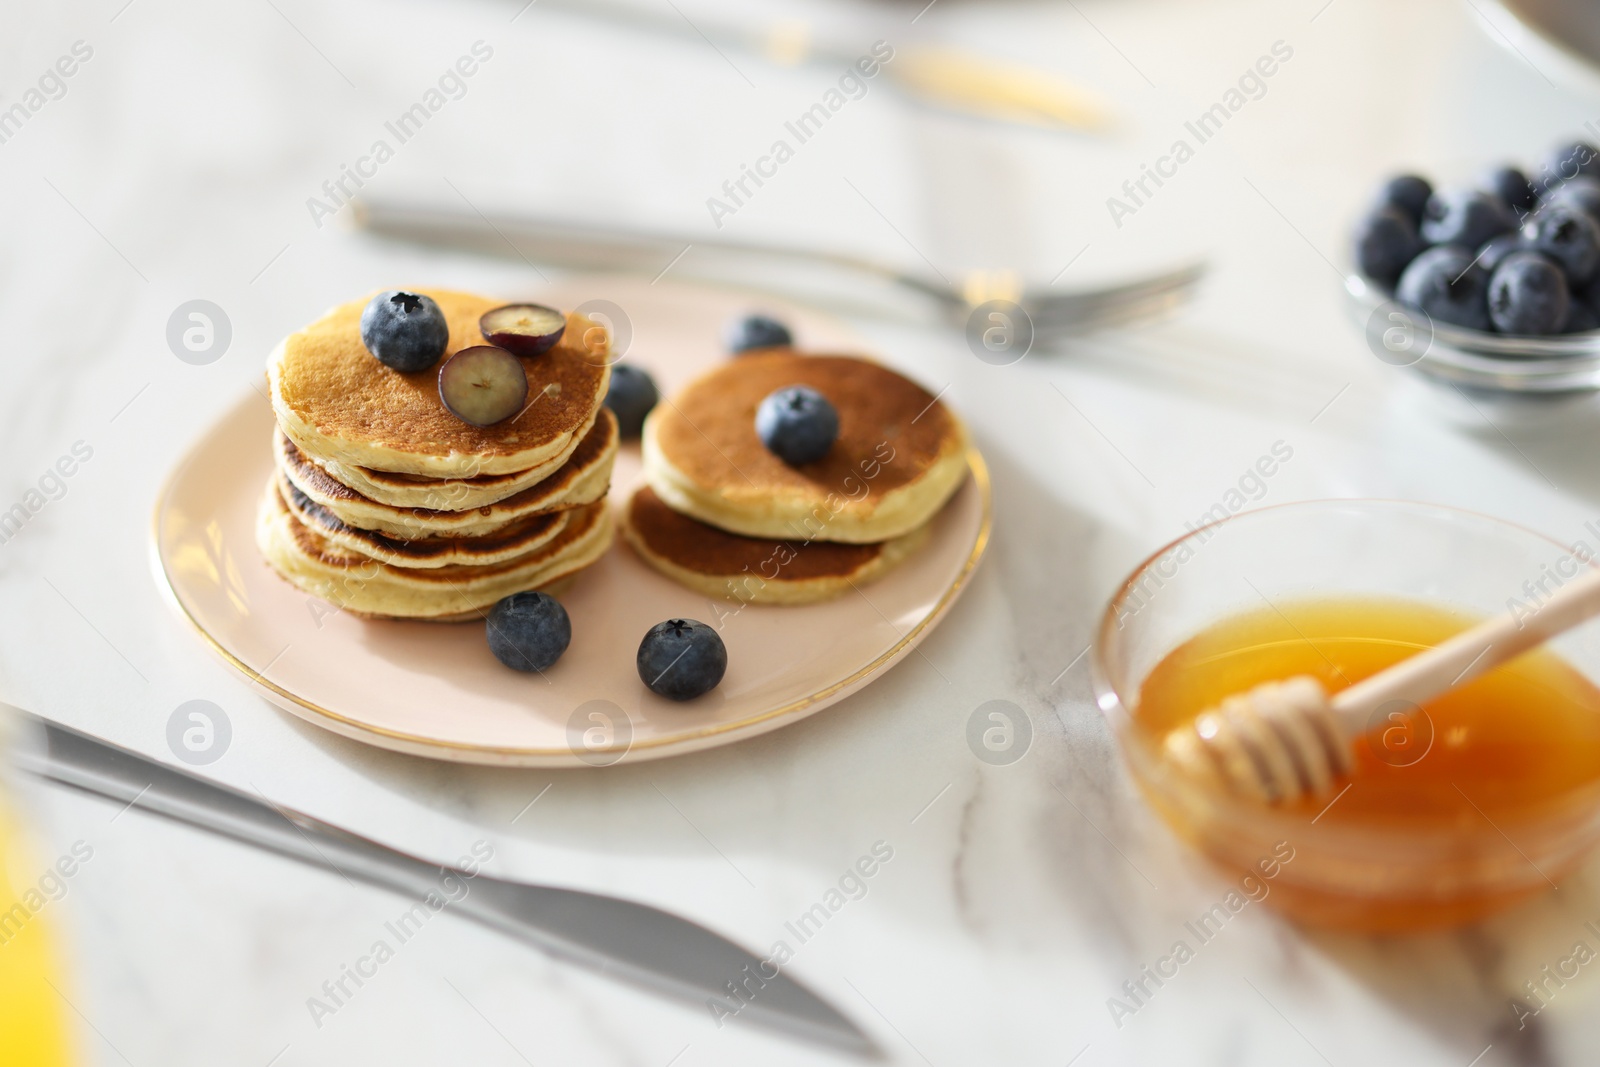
{"left": 152, "top": 279, "right": 991, "bottom": 767}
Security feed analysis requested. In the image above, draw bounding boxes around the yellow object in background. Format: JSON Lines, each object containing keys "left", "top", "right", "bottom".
{"left": 892, "top": 47, "right": 1113, "bottom": 132}
{"left": 0, "top": 794, "right": 74, "bottom": 1066}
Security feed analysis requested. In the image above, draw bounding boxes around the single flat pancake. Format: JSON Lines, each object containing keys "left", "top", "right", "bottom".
{"left": 276, "top": 409, "right": 617, "bottom": 538}
{"left": 269, "top": 289, "right": 611, "bottom": 478}
{"left": 621, "top": 485, "right": 929, "bottom": 604}
{"left": 642, "top": 352, "right": 968, "bottom": 543}
{"left": 257, "top": 480, "right": 612, "bottom": 621}
{"left": 277, "top": 470, "right": 570, "bottom": 569}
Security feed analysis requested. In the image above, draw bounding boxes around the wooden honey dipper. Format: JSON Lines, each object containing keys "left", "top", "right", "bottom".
{"left": 1163, "top": 566, "right": 1600, "bottom": 804}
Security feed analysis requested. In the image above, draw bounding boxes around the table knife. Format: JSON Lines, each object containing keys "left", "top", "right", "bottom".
{"left": 5, "top": 707, "right": 873, "bottom": 1055}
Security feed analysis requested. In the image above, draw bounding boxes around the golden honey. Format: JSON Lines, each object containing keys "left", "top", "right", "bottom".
{"left": 1134, "top": 596, "right": 1600, "bottom": 930}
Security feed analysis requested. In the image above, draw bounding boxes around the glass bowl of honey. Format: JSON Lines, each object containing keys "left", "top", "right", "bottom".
{"left": 1094, "top": 499, "right": 1600, "bottom": 932}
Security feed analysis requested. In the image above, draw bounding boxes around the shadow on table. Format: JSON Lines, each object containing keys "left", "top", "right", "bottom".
{"left": 1297, "top": 857, "right": 1600, "bottom": 1067}
{"left": 272, "top": 435, "right": 1160, "bottom": 933}
{"left": 1440, "top": 396, "right": 1600, "bottom": 511}
{"left": 272, "top": 432, "right": 1600, "bottom": 1066}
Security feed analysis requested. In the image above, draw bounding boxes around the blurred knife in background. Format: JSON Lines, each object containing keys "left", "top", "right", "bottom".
{"left": 523, "top": 0, "right": 1112, "bottom": 132}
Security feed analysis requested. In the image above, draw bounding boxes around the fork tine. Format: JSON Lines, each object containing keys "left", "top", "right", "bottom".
{"left": 1025, "top": 262, "right": 1207, "bottom": 317}
{"left": 1030, "top": 281, "right": 1200, "bottom": 320}
{"left": 1026, "top": 274, "right": 1204, "bottom": 333}
{"left": 1028, "top": 285, "right": 1199, "bottom": 338}
{"left": 1030, "top": 288, "right": 1196, "bottom": 325}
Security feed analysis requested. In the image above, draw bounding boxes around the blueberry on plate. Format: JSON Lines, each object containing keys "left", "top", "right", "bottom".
{"left": 438, "top": 345, "right": 528, "bottom": 426}
{"left": 1420, "top": 189, "right": 1517, "bottom": 249}
{"left": 725, "top": 313, "right": 793, "bottom": 354}
{"left": 755, "top": 385, "right": 839, "bottom": 465}
{"left": 1376, "top": 174, "right": 1433, "bottom": 225}
{"left": 603, "top": 363, "right": 659, "bottom": 438}
{"left": 637, "top": 619, "right": 726, "bottom": 701}
{"left": 487, "top": 591, "right": 571, "bottom": 672}
{"left": 1488, "top": 252, "right": 1571, "bottom": 336}
{"left": 1523, "top": 203, "right": 1600, "bottom": 288}
{"left": 1480, "top": 165, "right": 1536, "bottom": 217}
{"left": 1353, "top": 207, "right": 1423, "bottom": 288}
{"left": 1564, "top": 300, "right": 1600, "bottom": 334}
{"left": 479, "top": 303, "right": 566, "bottom": 356}
{"left": 360, "top": 291, "right": 449, "bottom": 372}
{"left": 1477, "top": 233, "right": 1524, "bottom": 276}
{"left": 1396, "top": 245, "right": 1492, "bottom": 332}
{"left": 1544, "top": 177, "right": 1600, "bottom": 225}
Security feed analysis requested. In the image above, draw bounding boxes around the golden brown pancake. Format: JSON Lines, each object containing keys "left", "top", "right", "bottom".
{"left": 277, "top": 470, "right": 571, "bottom": 569}
{"left": 269, "top": 289, "right": 611, "bottom": 478}
{"left": 275, "top": 409, "right": 617, "bottom": 538}
{"left": 642, "top": 353, "right": 968, "bottom": 543}
{"left": 620, "top": 485, "right": 929, "bottom": 604}
{"left": 256, "top": 480, "right": 612, "bottom": 620}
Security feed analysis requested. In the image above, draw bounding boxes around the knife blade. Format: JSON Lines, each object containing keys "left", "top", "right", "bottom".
{"left": 523, "top": 0, "right": 1110, "bottom": 131}
{"left": 3, "top": 706, "right": 874, "bottom": 1054}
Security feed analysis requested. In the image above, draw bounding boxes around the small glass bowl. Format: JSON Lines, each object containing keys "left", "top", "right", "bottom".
{"left": 1346, "top": 273, "right": 1600, "bottom": 423}
{"left": 1093, "top": 499, "right": 1600, "bottom": 931}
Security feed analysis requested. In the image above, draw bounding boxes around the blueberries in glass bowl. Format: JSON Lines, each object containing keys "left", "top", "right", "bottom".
{"left": 1352, "top": 139, "right": 1600, "bottom": 338}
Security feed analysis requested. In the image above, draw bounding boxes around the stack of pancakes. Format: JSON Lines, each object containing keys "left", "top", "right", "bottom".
{"left": 257, "top": 290, "right": 618, "bottom": 621}
{"left": 622, "top": 351, "right": 969, "bottom": 604}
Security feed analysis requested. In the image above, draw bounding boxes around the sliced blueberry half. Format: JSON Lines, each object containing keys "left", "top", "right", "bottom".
{"left": 479, "top": 303, "right": 566, "bottom": 356}
{"left": 438, "top": 345, "right": 529, "bottom": 426}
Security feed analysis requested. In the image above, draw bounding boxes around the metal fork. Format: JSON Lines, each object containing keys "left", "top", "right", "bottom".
{"left": 352, "top": 197, "right": 1205, "bottom": 342}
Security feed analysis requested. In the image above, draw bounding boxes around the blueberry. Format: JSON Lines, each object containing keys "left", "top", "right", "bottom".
{"left": 486, "top": 591, "right": 571, "bottom": 672}
{"left": 1477, "top": 234, "right": 1523, "bottom": 275}
{"left": 1564, "top": 300, "right": 1600, "bottom": 334}
{"left": 1572, "top": 282, "right": 1600, "bottom": 326}
{"left": 1539, "top": 140, "right": 1600, "bottom": 192}
{"left": 1488, "top": 252, "right": 1571, "bottom": 335}
{"left": 1353, "top": 207, "right": 1423, "bottom": 288}
{"left": 755, "top": 385, "right": 839, "bottom": 465}
{"left": 637, "top": 619, "right": 726, "bottom": 700}
{"left": 1396, "top": 245, "right": 1492, "bottom": 331}
{"left": 1376, "top": 174, "right": 1433, "bottom": 225}
{"left": 725, "top": 313, "right": 793, "bottom": 354}
{"left": 603, "top": 363, "right": 659, "bottom": 438}
{"left": 360, "top": 291, "right": 449, "bottom": 372}
{"left": 1480, "top": 165, "right": 1537, "bottom": 216}
{"left": 1523, "top": 203, "right": 1600, "bottom": 287}
{"left": 1544, "top": 176, "right": 1600, "bottom": 224}
{"left": 1420, "top": 189, "right": 1517, "bottom": 249}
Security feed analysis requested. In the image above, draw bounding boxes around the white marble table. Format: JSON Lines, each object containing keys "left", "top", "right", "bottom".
{"left": 8, "top": 0, "right": 1600, "bottom": 1063}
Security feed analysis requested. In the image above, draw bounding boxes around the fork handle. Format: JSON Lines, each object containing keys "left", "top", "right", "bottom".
{"left": 1331, "top": 565, "right": 1600, "bottom": 724}
{"left": 351, "top": 198, "right": 943, "bottom": 301}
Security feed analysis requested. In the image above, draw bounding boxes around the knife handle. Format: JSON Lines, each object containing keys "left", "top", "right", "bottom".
{"left": 9, "top": 711, "right": 450, "bottom": 900}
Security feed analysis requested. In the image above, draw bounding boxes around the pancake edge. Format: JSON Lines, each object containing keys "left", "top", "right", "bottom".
{"left": 257, "top": 480, "right": 613, "bottom": 620}
{"left": 276, "top": 410, "right": 618, "bottom": 538}
{"left": 276, "top": 468, "right": 574, "bottom": 570}
{"left": 268, "top": 334, "right": 610, "bottom": 478}
{"left": 641, "top": 411, "right": 971, "bottom": 543}
{"left": 620, "top": 495, "right": 932, "bottom": 605}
